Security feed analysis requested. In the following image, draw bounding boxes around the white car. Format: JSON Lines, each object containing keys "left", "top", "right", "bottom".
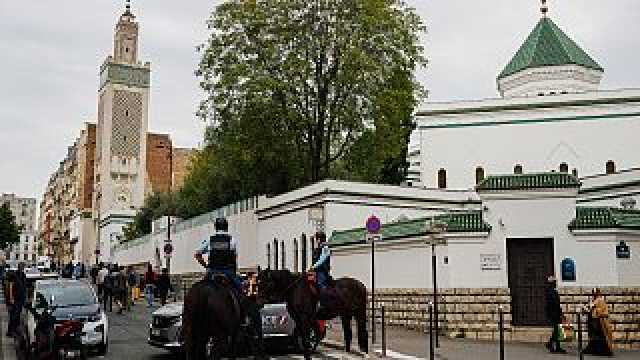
{"left": 21, "top": 279, "right": 109, "bottom": 355}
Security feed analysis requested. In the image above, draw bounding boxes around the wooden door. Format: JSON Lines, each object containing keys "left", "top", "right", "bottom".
{"left": 507, "top": 238, "right": 554, "bottom": 326}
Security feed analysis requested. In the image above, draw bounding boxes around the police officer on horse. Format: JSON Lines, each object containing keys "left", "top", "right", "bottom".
{"left": 194, "top": 217, "right": 242, "bottom": 293}
{"left": 310, "top": 232, "right": 331, "bottom": 290}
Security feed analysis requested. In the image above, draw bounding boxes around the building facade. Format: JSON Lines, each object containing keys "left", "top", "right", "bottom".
{"left": 38, "top": 4, "right": 195, "bottom": 266}
{"left": 1, "top": 193, "right": 38, "bottom": 263}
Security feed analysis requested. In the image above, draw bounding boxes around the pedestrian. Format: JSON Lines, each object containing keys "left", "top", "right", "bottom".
{"left": 6, "top": 262, "right": 27, "bottom": 337}
{"left": 127, "top": 266, "right": 138, "bottom": 308}
{"left": 157, "top": 268, "right": 172, "bottom": 306}
{"left": 544, "top": 275, "right": 566, "bottom": 354}
{"left": 90, "top": 265, "right": 98, "bottom": 285}
{"left": 97, "top": 264, "right": 109, "bottom": 299}
{"left": 102, "top": 265, "right": 114, "bottom": 312}
{"left": 584, "top": 288, "right": 614, "bottom": 356}
{"left": 143, "top": 263, "right": 156, "bottom": 307}
{"left": 113, "top": 266, "right": 128, "bottom": 314}
{"left": 0, "top": 252, "right": 6, "bottom": 286}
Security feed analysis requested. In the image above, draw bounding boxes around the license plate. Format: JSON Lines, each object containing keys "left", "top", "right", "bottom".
{"left": 151, "top": 329, "right": 161, "bottom": 337}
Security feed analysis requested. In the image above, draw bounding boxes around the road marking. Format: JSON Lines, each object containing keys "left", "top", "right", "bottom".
{"left": 376, "top": 349, "right": 423, "bottom": 360}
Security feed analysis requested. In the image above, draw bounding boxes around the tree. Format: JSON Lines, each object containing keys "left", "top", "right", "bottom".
{"left": 0, "top": 202, "right": 22, "bottom": 251}
{"left": 196, "top": 0, "right": 426, "bottom": 189}
{"left": 122, "top": 192, "right": 175, "bottom": 241}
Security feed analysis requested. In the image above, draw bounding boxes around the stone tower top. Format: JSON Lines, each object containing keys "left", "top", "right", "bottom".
{"left": 114, "top": 0, "right": 138, "bottom": 64}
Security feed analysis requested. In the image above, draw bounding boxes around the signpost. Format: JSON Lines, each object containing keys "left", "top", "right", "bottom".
{"left": 366, "top": 215, "right": 381, "bottom": 344}
{"left": 425, "top": 218, "right": 447, "bottom": 349}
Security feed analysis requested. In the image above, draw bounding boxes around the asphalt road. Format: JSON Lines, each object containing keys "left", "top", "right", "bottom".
{"left": 100, "top": 300, "right": 360, "bottom": 360}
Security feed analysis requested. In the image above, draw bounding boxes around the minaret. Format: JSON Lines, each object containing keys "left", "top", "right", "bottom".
{"left": 94, "top": 0, "right": 151, "bottom": 261}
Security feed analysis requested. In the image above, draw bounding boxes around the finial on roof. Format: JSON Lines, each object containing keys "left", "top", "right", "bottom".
{"left": 541, "top": 0, "right": 548, "bottom": 17}
{"left": 126, "top": 0, "right": 131, "bottom": 11}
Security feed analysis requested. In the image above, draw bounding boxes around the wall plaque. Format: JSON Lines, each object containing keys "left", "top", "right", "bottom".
{"left": 480, "top": 254, "right": 501, "bottom": 270}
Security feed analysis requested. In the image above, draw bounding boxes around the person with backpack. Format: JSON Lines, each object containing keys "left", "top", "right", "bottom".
{"left": 113, "top": 266, "right": 128, "bottom": 314}
{"left": 102, "top": 265, "right": 114, "bottom": 312}
{"left": 126, "top": 266, "right": 138, "bottom": 308}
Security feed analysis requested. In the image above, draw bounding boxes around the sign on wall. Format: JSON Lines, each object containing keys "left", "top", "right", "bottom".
{"left": 616, "top": 241, "right": 631, "bottom": 259}
{"left": 561, "top": 258, "right": 576, "bottom": 281}
{"left": 480, "top": 254, "right": 501, "bottom": 270}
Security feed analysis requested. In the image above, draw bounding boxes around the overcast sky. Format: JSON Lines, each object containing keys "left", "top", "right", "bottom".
{"left": 1, "top": 0, "right": 639, "bottom": 201}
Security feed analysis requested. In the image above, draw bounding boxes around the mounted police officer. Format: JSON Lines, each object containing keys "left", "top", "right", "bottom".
{"left": 194, "top": 217, "right": 242, "bottom": 293}
{"left": 310, "top": 232, "right": 331, "bottom": 290}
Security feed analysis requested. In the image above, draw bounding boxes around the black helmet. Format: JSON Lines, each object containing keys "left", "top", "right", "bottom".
{"left": 215, "top": 217, "right": 229, "bottom": 232}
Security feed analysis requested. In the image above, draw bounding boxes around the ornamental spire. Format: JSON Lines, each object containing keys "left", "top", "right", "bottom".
{"left": 541, "top": 0, "right": 548, "bottom": 17}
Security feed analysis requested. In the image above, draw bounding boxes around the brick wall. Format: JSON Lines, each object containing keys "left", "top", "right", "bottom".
{"left": 371, "top": 288, "right": 640, "bottom": 350}
{"left": 146, "top": 133, "right": 172, "bottom": 194}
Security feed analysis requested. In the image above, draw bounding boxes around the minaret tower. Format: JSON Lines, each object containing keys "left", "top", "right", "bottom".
{"left": 94, "top": 0, "right": 151, "bottom": 261}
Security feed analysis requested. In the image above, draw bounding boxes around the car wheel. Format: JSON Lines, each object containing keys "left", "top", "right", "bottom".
{"left": 96, "top": 337, "right": 108, "bottom": 356}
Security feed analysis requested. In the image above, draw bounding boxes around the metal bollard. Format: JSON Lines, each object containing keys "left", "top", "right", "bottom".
{"left": 577, "top": 311, "right": 583, "bottom": 360}
{"left": 381, "top": 305, "right": 387, "bottom": 358}
{"left": 499, "top": 305, "right": 504, "bottom": 360}
{"left": 429, "top": 301, "right": 434, "bottom": 360}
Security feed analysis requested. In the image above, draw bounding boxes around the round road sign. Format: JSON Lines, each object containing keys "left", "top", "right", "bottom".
{"left": 164, "top": 243, "right": 173, "bottom": 255}
{"left": 366, "top": 215, "right": 381, "bottom": 234}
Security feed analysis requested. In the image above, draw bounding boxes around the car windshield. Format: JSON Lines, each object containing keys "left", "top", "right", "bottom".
{"left": 36, "top": 282, "right": 97, "bottom": 307}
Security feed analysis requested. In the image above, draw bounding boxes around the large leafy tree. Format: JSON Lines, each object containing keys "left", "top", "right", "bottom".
{"left": 0, "top": 202, "right": 22, "bottom": 250}
{"left": 197, "top": 0, "right": 426, "bottom": 188}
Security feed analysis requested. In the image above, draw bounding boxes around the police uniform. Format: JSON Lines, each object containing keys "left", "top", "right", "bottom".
{"left": 195, "top": 232, "right": 242, "bottom": 291}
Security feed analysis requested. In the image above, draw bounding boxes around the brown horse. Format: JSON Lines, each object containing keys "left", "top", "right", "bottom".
{"left": 257, "top": 270, "right": 368, "bottom": 358}
{"left": 182, "top": 278, "right": 242, "bottom": 360}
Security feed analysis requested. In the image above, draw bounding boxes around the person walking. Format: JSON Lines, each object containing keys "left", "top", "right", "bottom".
{"left": 584, "top": 288, "right": 614, "bottom": 356}
{"left": 90, "top": 265, "right": 98, "bottom": 285}
{"left": 102, "top": 265, "right": 114, "bottom": 312}
{"left": 126, "top": 266, "right": 138, "bottom": 308}
{"left": 156, "top": 268, "right": 172, "bottom": 306}
{"left": 97, "top": 264, "right": 108, "bottom": 299}
{"left": 113, "top": 266, "right": 128, "bottom": 314}
{"left": 6, "top": 262, "right": 27, "bottom": 337}
{"left": 544, "top": 276, "right": 566, "bottom": 354}
{"left": 143, "top": 263, "right": 156, "bottom": 307}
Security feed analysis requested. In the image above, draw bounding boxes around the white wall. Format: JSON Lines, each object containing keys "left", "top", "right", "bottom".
{"left": 416, "top": 92, "right": 640, "bottom": 189}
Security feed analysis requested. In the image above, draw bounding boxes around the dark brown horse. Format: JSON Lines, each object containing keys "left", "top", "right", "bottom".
{"left": 257, "top": 270, "right": 368, "bottom": 358}
{"left": 182, "top": 278, "right": 242, "bottom": 360}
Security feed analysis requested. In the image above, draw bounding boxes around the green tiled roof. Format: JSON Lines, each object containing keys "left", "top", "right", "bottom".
{"left": 569, "top": 207, "right": 640, "bottom": 230}
{"left": 329, "top": 212, "right": 491, "bottom": 247}
{"left": 498, "top": 17, "right": 603, "bottom": 80}
{"left": 476, "top": 173, "right": 581, "bottom": 191}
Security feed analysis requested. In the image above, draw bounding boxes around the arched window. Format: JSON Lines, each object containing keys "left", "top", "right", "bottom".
{"left": 293, "top": 238, "right": 299, "bottom": 273}
{"left": 301, "top": 233, "right": 307, "bottom": 271}
{"left": 572, "top": 168, "right": 578, "bottom": 177}
{"left": 266, "top": 243, "right": 271, "bottom": 270}
{"left": 475, "top": 167, "right": 485, "bottom": 185}
{"left": 514, "top": 164, "right": 523, "bottom": 174}
{"left": 273, "top": 239, "right": 279, "bottom": 270}
{"left": 437, "top": 169, "right": 447, "bottom": 189}
{"left": 559, "top": 163, "right": 569, "bottom": 173}
{"left": 281, "top": 240, "right": 286, "bottom": 270}
{"left": 606, "top": 160, "right": 615, "bottom": 174}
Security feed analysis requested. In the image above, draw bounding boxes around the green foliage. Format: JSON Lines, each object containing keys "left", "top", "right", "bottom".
{"left": 122, "top": 192, "right": 176, "bottom": 241}
{"left": 0, "top": 203, "right": 22, "bottom": 250}
{"left": 194, "top": 0, "right": 425, "bottom": 196}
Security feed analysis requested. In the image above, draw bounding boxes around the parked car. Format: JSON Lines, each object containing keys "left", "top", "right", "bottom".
{"left": 148, "top": 301, "right": 317, "bottom": 353}
{"left": 19, "top": 279, "right": 109, "bottom": 356}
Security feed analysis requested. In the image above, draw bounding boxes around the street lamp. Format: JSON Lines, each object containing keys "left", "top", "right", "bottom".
{"left": 426, "top": 217, "right": 447, "bottom": 348}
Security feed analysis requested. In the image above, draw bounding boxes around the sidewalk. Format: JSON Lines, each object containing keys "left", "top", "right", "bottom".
{"left": 0, "top": 288, "right": 17, "bottom": 360}
{"left": 324, "top": 320, "right": 640, "bottom": 360}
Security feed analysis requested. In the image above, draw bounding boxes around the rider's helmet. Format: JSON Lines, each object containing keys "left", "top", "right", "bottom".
{"left": 315, "top": 231, "right": 327, "bottom": 244}
{"left": 215, "top": 217, "right": 229, "bottom": 232}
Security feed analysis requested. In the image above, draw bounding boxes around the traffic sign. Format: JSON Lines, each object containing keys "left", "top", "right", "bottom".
{"left": 366, "top": 215, "right": 381, "bottom": 234}
{"left": 163, "top": 243, "right": 173, "bottom": 255}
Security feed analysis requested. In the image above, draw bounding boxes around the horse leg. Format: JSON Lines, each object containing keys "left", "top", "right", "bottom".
{"left": 341, "top": 315, "right": 353, "bottom": 353}
{"left": 356, "top": 309, "right": 369, "bottom": 354}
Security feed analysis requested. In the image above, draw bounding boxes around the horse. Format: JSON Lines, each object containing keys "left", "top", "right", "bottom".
{"left": 257, "top": 270, "right": 368, "bottom": 358}
{"left": 182, "top": 277, "right": 243, "bottom": 360}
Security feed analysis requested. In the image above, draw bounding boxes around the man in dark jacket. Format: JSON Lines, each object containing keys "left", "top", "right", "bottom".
{"left": 6, "top": 262, "right": 27, "bottom": 337}
{"left": 544, "top": 276, "right": 566, "bottom": 353}
{"left": 156, "top": 268, "right": 172, "bottom": 306}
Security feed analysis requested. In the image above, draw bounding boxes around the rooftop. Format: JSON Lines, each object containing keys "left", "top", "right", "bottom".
{"left": 498, "top": 17, "right": 603, "bottom": 80}
{"left": 569, "top": 207, "right": 640, "bottom": 231}
{"left": 476, "top": 172, "right": 581, "bottom": 191}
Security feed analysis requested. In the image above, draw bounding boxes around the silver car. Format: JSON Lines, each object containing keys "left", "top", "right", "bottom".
{"left": 147, "top": 301, "right": 299, "bottom": 352}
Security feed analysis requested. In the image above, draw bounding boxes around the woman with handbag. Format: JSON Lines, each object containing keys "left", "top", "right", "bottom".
{"left": 584, "top": 288, "right": 614, "bottom": 356}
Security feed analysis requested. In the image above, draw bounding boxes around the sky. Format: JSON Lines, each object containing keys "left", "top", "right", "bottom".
{"left": 1, "top": 0, "right": 639, "bottom": 202}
